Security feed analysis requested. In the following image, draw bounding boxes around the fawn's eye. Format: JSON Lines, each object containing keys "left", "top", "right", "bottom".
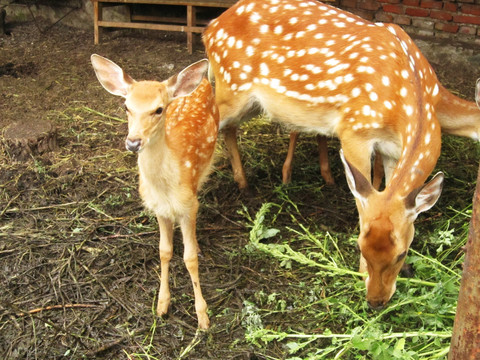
{"left": 397, "top": 251, "right": 407, "bottom": 263}
{"left": 155, "top": 107, "right": 164, "bottom": 115}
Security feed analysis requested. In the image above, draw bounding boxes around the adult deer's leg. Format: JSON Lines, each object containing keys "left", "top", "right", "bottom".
{"left": 282, "top": 132, "right": 299, "bottom": 184}
{"left": 372, "top": 152, "right": 384, "bottom": 190}
{"left": 180, "top": 199, "right": 209, "bottom": 329}
{"left": 223, "top": 125, "right": 248, "bottom": 189}
{"left": 317, "top": 135, "right": 335, "bottom": 185}
{"left": 157, "top": 216, "right": 174, "bottom": 317}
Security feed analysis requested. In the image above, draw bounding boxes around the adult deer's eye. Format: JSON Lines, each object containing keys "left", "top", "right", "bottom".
{"left": 155, "top": 107, "right": 163, "bottom": 115}
{"left": 397, "top": 251, "right": 407, "bottom": 263}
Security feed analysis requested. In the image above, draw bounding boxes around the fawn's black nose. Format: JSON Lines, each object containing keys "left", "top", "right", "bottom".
{"left": 126, "top": 138, "right": 142, "bottom": 152}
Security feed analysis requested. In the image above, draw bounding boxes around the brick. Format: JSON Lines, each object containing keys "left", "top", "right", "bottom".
{"left": 457, "top": 0, "right": 474, "bottom": 3}
{"left": 405, "top": 8, "right": 430, "bottom": 17}
{"left": 412, "top": 18, "right": 435, "bottom": 29}
{"left": 377, "top": 0, "right": 401, "bottom": 3}
{"left": 435, "top": 22, "right": 459, "bottom": 33}
{"left": 420, "top": 0, "right": 443, "bottom": 9}
{"left": 459, "top": 25, "right": 477, "bottom": 34}
{"left": 403, "top": 0, "right": 419, "bottom": 5}
{"left": 340, "top": 0, "right": 357, "bottom": 8}
{"left": 462, "top": 4, "right": 480, "bottom": 16}
{"left": 453, "top": 14, "right": 480, "bottom": 25}
{"left": 396, "top": 14, "right": 412, "bottom": 25}
{"left": 444, "top": 2, "right": 458, "bottom": 12}
{"left": 375, "top": 11, "right": 394, "bottom": 22}
{"left": 351, "top": 8, "right": 375, "bottom": 20}
{"left": 359, "top": 0, "right": 381, "bottom": 11}
{"left": 430, "top": 10, "right": 453, "bottom": 21}
{"left": 383, "top": 4, "right": 403, "bottom": 13}
{"left": 435, "top": 31, "right": 452, "bottom": 39}
{"left": 418, "top": 29, "right": 434, "bottom": 36}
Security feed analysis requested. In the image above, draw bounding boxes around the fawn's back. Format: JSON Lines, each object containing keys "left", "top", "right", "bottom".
{"left": 137, "top": 78, "right": 219, "bottom": 218}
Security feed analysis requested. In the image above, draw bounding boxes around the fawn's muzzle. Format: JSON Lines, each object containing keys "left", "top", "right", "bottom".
{"left": 126, "top": 138, "right": 142, "bottom": 152}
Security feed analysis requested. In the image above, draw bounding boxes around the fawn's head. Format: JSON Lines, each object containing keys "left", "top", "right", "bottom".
{"left": 91, "top": 54, "right": 209, "bottom": 152}
{"left": 341, "top": 151, "right": 444, "bottom": 309}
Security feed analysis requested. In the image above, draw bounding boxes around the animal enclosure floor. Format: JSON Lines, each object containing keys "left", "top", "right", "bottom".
{"left": 0, "top": 21, "right": 479, "bottom": 359}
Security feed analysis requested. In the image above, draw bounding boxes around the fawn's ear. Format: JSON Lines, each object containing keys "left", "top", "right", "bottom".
{"left": 91, "top": 54, "right": 134, "bottom": 98}
{"left": 167, "top": 59, "right": 209, "bottom": 99}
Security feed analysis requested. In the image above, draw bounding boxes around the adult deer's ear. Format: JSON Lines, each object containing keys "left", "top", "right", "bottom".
{"left": 91, "top": 54, "right": 135, "bottom": 98}
{"left": 405, "top": 172, "right": 444, "bottom": 219}
{"left": 340, "top": 150, "right": 373, "bottom": 209}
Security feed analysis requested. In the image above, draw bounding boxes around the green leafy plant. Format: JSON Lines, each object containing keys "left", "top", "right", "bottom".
{"left": 241, "top": 195, "right": 465, "bottom": 359}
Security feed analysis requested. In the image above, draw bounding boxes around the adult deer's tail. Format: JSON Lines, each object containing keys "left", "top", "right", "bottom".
{"left": 436, "top": 83, "right": 480, "bottom": 141}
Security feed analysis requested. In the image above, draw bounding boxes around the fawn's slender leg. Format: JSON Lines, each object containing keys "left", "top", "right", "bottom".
{"left": 282, "top": 132, "right": 299, "bottom": 184}
{"left": 316, "top": 135, "right": 335, "bottom": 185}
{"left": 223, "top": 125, "right": 247, "bottom": 189}
{"left": 180, "top": 199, "right": 209, "bottom": 329}
{"left": 157, "top": 216, "right": 174, "bottom": 317}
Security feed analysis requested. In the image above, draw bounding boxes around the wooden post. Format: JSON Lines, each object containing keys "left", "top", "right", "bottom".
{"left": 186, "top": 5, "right": 194, "bottom": 54}
{"left": 449, "top": 164, "right": 480, "bottom": 359}
{"left": 93, "top": 1, "right": 102, "bottom": 45}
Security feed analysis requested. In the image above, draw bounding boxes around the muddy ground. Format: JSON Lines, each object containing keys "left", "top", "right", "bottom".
{"left": 0, "top": 19, "right": 479, "bottom": 359}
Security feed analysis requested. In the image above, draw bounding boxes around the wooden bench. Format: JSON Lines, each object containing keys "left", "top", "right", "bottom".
{"left": 92, "top": 0, "right": 237, "bottom": 53}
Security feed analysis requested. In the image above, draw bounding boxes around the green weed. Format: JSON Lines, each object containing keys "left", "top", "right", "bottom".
{"left": 240, "top": 193, "right": 466, "bottom": 359}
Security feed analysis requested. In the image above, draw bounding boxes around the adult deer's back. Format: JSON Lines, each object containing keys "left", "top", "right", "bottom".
{"left": 203, "top": 0, "right": 444, "bottom": 308}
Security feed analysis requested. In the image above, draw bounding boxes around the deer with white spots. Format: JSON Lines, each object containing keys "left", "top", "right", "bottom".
{"left": 203, "top": 0, "right": 446, "bottom": 309}
{"left": 91, "top": 55, "right": 219, "bottom": 328}
{"left": 283, "top": 56, "right": 480, "bottom": 188}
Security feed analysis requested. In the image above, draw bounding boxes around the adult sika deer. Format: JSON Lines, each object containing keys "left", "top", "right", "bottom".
{"left": 91, "top": 55, "right": 219, "bottom": 328}
{"left": 203, "top": 0, "right": 445, "bottom": 309}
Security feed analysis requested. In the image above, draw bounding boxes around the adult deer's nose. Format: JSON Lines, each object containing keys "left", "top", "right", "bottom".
{"left": 367, "top": 299, "right": 386, "bottom": 311}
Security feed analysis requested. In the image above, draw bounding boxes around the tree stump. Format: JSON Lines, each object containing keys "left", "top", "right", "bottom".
{"left": 2, "top": 119, "right": 57, "bottom": 161}
{"left": 449, "top": 162, "right": 480, "bottom": 359}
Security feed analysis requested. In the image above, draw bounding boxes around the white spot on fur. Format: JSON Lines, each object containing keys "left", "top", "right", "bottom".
{"left": 260, "top": 63, "right": 269, "bottom": 76}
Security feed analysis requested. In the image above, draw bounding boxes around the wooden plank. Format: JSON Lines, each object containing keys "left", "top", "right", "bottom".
{"left": 93, "top": 0, "right": 236, "bottom": 7}
{"left": 97, "top": 20, "right": 204, "bottom": 33}
{"left": 130, "top": 14, "right": 186, "bottom": 24}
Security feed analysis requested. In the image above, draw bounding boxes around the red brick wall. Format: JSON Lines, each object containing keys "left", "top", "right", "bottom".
{"left": 334, "top": 0, "right": 480, "bottom": 45}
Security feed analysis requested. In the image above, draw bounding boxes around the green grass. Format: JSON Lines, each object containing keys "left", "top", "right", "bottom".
{"left": 243, "top": 203, "right": 469, "bottom": 359}
{"left": 237, "top": 178, "right": 468, "bottom": 359}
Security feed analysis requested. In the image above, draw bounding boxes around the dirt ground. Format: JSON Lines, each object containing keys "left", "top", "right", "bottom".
{"left": 0, "top": 19, "right": 479, "bottom": 359}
